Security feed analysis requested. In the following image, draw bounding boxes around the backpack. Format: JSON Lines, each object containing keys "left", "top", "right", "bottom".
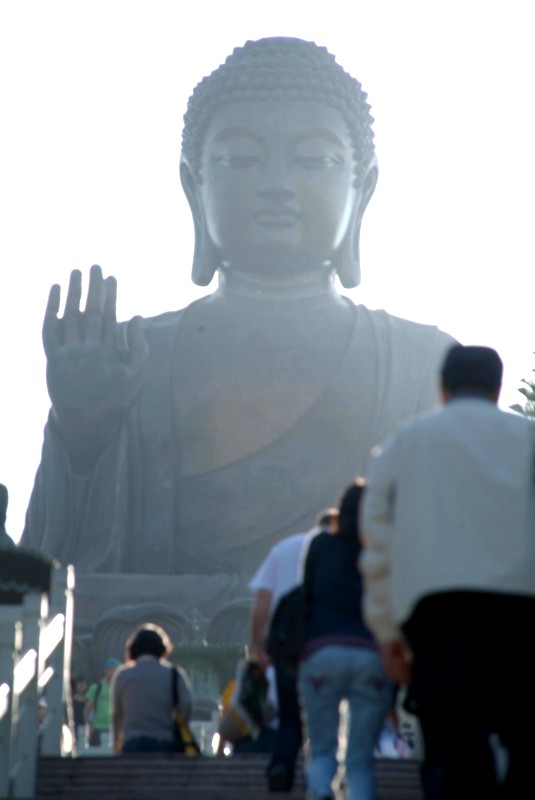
{"left": 265, "top": 533, "right": 321, "bottom": 675}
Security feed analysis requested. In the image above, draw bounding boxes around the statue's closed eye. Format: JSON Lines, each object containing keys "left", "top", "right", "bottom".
{"left": 292, "top": 155, "right": 344, "bottom": 170}
{"left": 212, "top": 154, "right": 263, "bottom": 169}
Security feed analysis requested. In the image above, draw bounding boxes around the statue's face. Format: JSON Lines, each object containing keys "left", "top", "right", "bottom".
{"left": 198, "top": 99, "right": 362, "bottom": 279}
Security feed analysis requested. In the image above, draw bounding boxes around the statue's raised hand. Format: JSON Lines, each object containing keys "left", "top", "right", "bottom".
{"left": 43, "top": 265, "right": 147, "bottom": 468}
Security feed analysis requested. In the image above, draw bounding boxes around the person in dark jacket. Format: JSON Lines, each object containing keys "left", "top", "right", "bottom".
{"left": 298, "top": 480, "right": 393, "bottom": 800}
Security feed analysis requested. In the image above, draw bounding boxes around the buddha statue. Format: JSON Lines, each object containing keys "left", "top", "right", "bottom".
{"left": 22, "top": 38, "right": 455, "bottom": 644}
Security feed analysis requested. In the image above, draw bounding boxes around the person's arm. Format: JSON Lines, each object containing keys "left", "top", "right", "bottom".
{"left": 176, "top": 667, "right": 194, "bottom": 723}
{"left": 248, "top": 546, "right": 277, "bottom": 667}
{"left": 359, "top": 443, "right": 412, "bottom": 684}
{"left": 83, "top": 699, "right": 93, "bottom": 725}
{"left": 378, "top": 640, "right": 412, "bottom": 685}
{"left": 83, "top": 684, "right": 96, "bottom": 725}
{"left": 110, "top": 672, "right": 123, "bottom": 755}
{"left": 249, "top": 588, "right": 273, "bottom": 668}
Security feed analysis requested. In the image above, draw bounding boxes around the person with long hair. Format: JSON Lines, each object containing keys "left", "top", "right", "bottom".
{"left": 298, "top": 479, "right": 393, "bottom": 800}
{"left": 111, "top": 623, "right": 192, "bottom": 754}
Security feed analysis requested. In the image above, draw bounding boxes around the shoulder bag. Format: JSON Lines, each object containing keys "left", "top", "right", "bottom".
{"left": 171, "top": 667, "right": 201, "bottom": 756}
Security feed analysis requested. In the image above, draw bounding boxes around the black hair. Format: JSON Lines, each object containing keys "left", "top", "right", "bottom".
{"left": 336, "top": 478, "right": 366, "bottom": 540}
{"left": 125, "top": 623, "right": 172, "bottom": 661}
{"left": 315, "top": 507, "right": 339, "bottom": 528}
{"left": 441, "top": 345, "right": 503, "bottom": 395}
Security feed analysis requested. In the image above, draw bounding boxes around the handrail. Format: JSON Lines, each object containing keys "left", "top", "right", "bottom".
{"left": 0, "top": 553, "right": 74, "bottom": 798}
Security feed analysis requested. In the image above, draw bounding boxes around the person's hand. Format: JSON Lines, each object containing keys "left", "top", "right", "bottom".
{"left": 380, "top": 639, "right": 412, "bottom": 685}
{"left": 43, "top": 265, "right": 147, "bottom": 465}
{"left": 248, "top": 645, "right": 270, "bottom": 671}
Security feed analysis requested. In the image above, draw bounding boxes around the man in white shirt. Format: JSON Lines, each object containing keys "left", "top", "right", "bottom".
{"left": 249, "top": 509, "right": 338, "bottom": 792}
{"left": 360, "top": 344, "right": 535, "bottom": 800}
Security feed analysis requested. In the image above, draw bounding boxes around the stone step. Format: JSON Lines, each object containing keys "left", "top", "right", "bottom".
{"left": 35, "top": 754, "right": 423, "bottom": 799}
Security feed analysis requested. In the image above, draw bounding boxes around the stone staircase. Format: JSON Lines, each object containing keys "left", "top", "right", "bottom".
{"left": 35, "top": 754, "right": 423, "bottom": 799}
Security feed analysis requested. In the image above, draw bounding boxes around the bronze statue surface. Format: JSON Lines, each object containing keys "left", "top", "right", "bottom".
{"left": 22, "top": 38, "right": 455, "bottom": 647}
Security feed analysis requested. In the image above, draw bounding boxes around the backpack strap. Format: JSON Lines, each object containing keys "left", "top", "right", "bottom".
{"left": 93, "top": 681, "right": 103, "bottom": 713}
{"left": 171, "top": 666, "right": 179, "bottom": 707}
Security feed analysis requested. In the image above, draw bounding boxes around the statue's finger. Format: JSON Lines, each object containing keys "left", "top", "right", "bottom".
{"left": 126, "top": 316, "right": 148, "bottom": 374}
{"left": 42, "top": 284, "right": 61, "bottom": 356}
{"left": 102, "top": 276, "right": 118, "bottom": 345}
{"left": 63, "top": 269, "right": 83, "bottom": 343}
{"left": 84, "top": 264, "right": 105, "bottom": 341}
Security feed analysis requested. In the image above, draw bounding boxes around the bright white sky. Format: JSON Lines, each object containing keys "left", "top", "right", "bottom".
{"left": 1, "top": 0, "right": 534, "bottom": 541}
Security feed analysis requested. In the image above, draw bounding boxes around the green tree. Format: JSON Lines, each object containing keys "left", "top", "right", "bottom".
{"left": 511, "top": 355, "right": 535, "bottom": 417}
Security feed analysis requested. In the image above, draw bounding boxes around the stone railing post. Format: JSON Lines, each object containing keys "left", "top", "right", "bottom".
{"left": 39, "top": 565, "right": 74, "bottom": 756}
{"left": 0, "top": 611, "right": 18, "bottom": 798}
{"left": 0, "top": 550, "right": 74, "bottom": 797}
{"left": 9, "top": 591, "right": 42, "bottom": 799}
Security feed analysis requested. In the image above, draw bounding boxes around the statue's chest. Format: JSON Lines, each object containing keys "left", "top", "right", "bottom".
{"left": 171, "top": 307, "right": 353, "bottom": 476}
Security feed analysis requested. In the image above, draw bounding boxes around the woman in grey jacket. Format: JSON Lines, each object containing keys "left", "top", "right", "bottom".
{"left": 111, "top": 624, "right": 193, "bottom": 754}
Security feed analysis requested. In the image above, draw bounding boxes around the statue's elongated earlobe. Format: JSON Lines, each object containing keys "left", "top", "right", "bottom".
{"left": 334, "top": 218, "right": 362, "bottom": 288}
{"left": 335, "top": 160, "right": 378, "bottom": 289}
{"left": 180, "top": 159, "right": 220, "bottom": 287}
{"left": 191, "top": 228, "right": 219, "bottom": 287}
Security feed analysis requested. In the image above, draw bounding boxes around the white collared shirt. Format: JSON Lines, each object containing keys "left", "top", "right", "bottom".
{"left": 360, "top": 398, "right": 535, "bottom": 643}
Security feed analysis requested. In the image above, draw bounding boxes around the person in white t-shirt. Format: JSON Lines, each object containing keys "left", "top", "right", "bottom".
{"left": 248, "top": 508, "right": 338, "bottom": 792}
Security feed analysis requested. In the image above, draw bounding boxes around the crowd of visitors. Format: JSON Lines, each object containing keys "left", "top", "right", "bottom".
{"left": 60, "top": 479, "right": 405, "bottom": 795}
{"left": 213, "top": 342, "right": 535, "bottom": 800}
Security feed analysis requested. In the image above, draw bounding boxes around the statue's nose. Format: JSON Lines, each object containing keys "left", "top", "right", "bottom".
{"left": 257, "top": 156, "right": 295, "bottom": 200}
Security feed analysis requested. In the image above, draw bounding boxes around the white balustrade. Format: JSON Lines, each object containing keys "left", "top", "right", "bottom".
{"left": 0, "top": 557, "right": 74, "bottom": 798}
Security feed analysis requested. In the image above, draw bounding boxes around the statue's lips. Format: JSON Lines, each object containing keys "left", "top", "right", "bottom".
{"left": 253, "top": 209, "right": 301, "bottom": 227}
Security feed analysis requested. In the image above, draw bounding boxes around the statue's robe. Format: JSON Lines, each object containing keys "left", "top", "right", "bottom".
{"left": 23, "top": 300, "right": 455, "bottom": 614}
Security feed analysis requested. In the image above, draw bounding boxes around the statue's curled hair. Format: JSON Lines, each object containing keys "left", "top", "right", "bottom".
{"left": 182, "top": 37, "right": 375, "bottom": 184}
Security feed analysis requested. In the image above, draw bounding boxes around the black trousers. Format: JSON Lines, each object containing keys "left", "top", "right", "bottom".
{"left": 268, "top": 666, "right": 303, "bottom": 788}
{"left": 403, "top": 591, "right": 535, "bottom": 800}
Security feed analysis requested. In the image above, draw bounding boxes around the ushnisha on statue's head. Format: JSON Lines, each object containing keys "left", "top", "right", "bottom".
{"left": 180, "top": 37, "right": 378, "bottom": 289}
